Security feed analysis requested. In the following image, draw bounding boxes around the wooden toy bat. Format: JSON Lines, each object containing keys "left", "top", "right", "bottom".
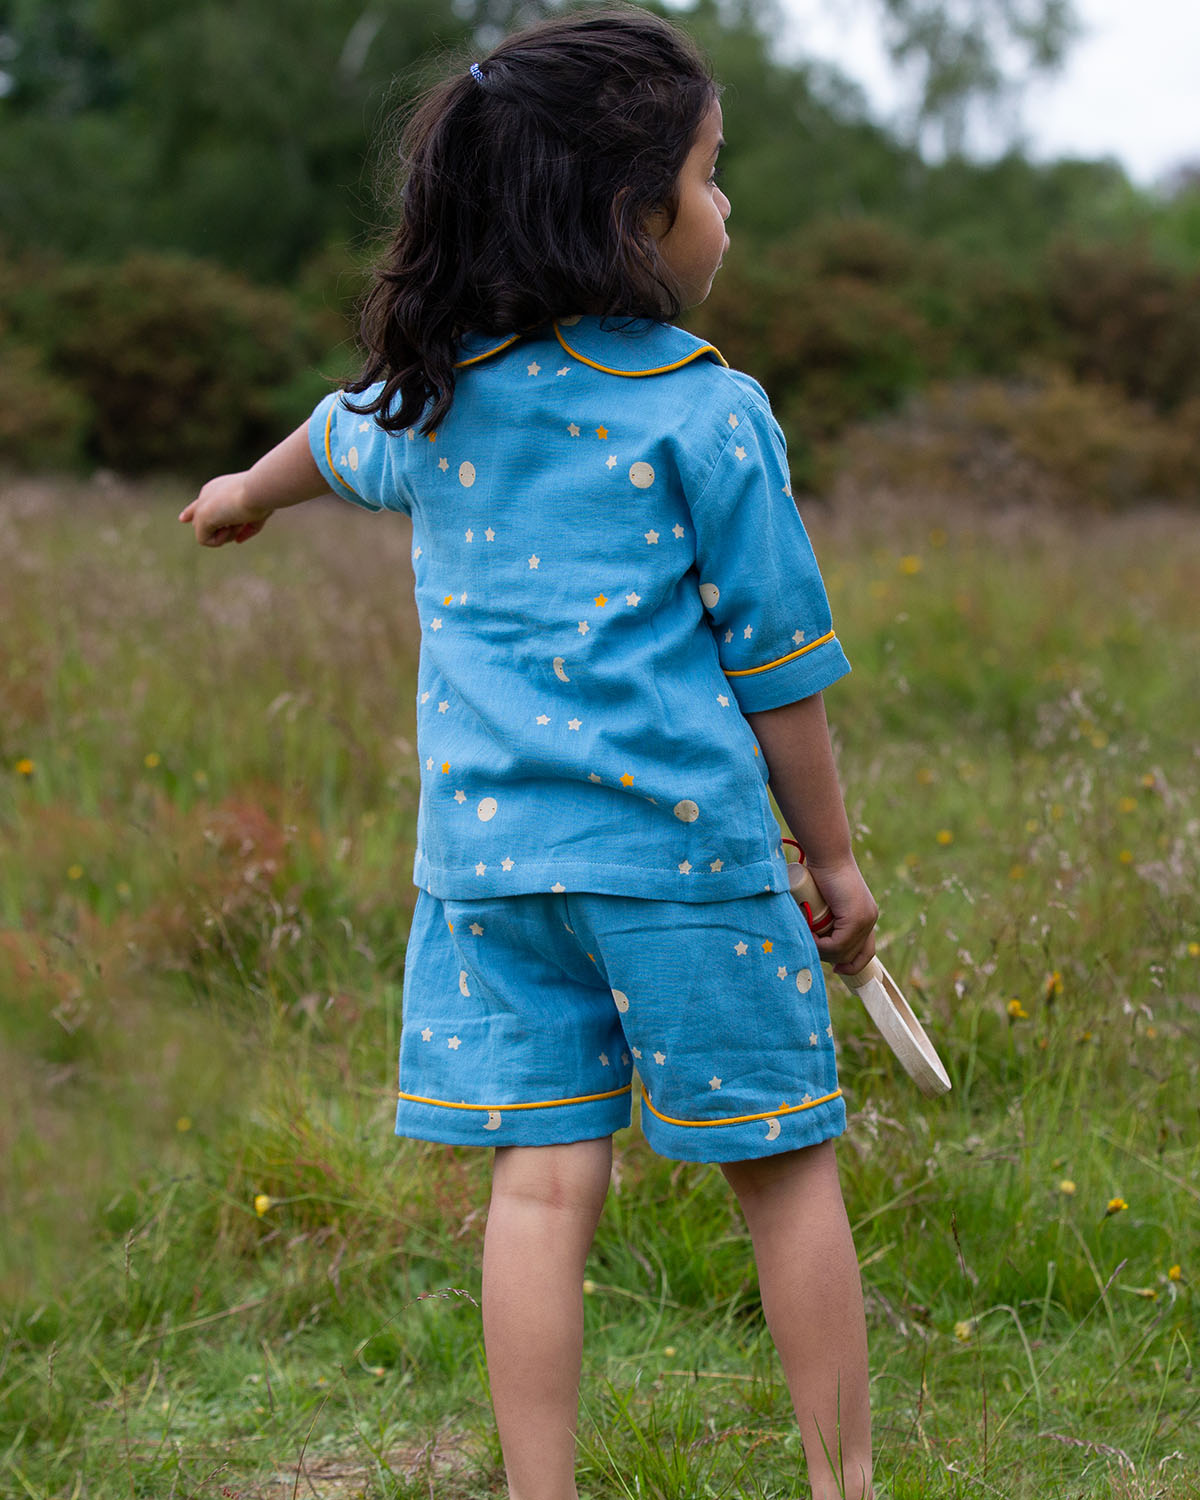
{"left": 784, "top": 839, "right": 952, "bottom": 1098}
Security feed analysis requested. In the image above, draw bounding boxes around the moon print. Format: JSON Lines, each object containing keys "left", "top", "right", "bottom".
{"left": 552, "top": 657, "right": 570, "bottom": 683}
{"left": 673, "top": 799, "right": 700, "bottom": 823}
{"left": 459, "top": 970, "right": 471, "bottom": 996}
{"left": 477, "top": 796, "right": 498, "bottom": 822}
{"left": 699, "top": 582, "right": 720, "bottom": 609}
{"left": 484, "top": 1110, "right": 502, "bottom": 1131}
{"left": 458, "top": 460, "right": 476, "bottom": 487}
{"left": 611, "top": 989, "right": 630, "bottom": 1013}
{"left": 629, "top": 461, "right": 655, "bottom": 489}
{"left": 765, "top": 1117, "right": 781, "bottom": 1141}
{"left": 796, "top": 968, "right": 813, "bottom": 994}
{"left": 347, "top": 445, "right": 360, "bottom": 472}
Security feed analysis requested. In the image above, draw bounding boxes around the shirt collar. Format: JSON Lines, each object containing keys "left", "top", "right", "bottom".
{"left": 454, "top": 317, "right": 726, "bottom": 376}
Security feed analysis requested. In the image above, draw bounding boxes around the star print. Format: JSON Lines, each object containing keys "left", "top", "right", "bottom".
{"left": 734, "top": 445, "right": 747, "bottom": 461}
{"left": 762, "top": 940, "right": 774, "bottom": 953}
{"left": 425, "top": 757, "right": 434, "bottom": 770}
{"left": 653, "top": 1050, "right": 666, "bottom": 1065}
{"left": 567, "top": 718, "right": 581, "bottom": 730}
{"left": 551, "top": 881, "right": 566, "bottom": 892}
{"left": 588, "top": 772, "right": 601, "bottom": 783}
{"left": 443, "top": 594, "right": 454, "bottom": 606}
{"left": 431, "top": 618, "right": 443, "bottom": 631}
{"left": 437, "top": 700, "right": 449, "bottom": 714}
{"left": 475, "top": 862, "right": 486, "bottom": 875}
{"left": 595, "top": 426, "right": 608, "bottom": 440}
{"left": 792, "top": 629, "right": 806, "bottom": 645}
{"left": 439, "top": 458, "right": 449, "bottom": 472}
{"left": 465, "top": 528, "right": 473, "bottom": 541}
{"left": 632, "top": 1047, "right": 642, "bottom": 1059}
{"left": 441, "top": 762, "right": 450, "bottom": 773}
{"left": 529, "top": 555, "right": 540, "bottom": 569}
{"left": 485, "top": 528, "right": 495, "bottom": 541}
{"left": 421, "top": 691, "right": 430, "bottom": 703}
{"left": 460, "top": 592, "right": 467, "bottom": 604}
{"left": 717, "top": 694, "right": 729, "bottom": 707}
{"left": 420, "top": 1026, "right": 433, "bottom": 1041}
{"left": 743, "top": 625, "right": 753, "bottom": 639}
{"left": 358, "top": 421, "right": 371, "bottom": 432}
{"left": 599, "top": 1052, "right": 609, "bottom": 1067}
{"left": 734, "top": 941, "right": 748, "bottom": 955}
{"left": 501, "top": 857, "right": 514, "bottom": 871}
{"left": 406, "top": 429, "right": 415, "bottom": 441}
{"left": 809, "top": 1033, "right": 820, "bottom": 1047}
{"left": 413, "top": 546, "right": 422, "bottom": 559}
{"left": 724, "top": 630, "right": 734, "bottom": 644}
{"left": 556, "top": 366, "right": 570, "bottom": 376}
{"left": 527, "top": 361, "right": 541, "bottom": 376}
{"left": 568, "top": 423, "right": 581, "bottom": 437}
{"left": 709, "top": 1076, "right": 722, "bottom": 1089}
{"left": 594, "top": 594, "right": 607, "bottom": 607}
{"left": 645, "top": 530, "right": 659, "bottom": 544}
{"left": 454, "top": 790, "right": 466, "bottom": 803}
{"left": 710, "top": 858, "right": 724, "bottom": 872}
{"left": 428, "top": 431, "right": 437, "bottom": 442}
{"left": 578, "top": 621, "right": 589, "bottom": 634}
{"left": 672, "top": 524, "right": 684, "bottom": 538}
{"left": 777, "top": 966, "right": 788, "bottom": 980}
{"left": 678, "top": 860, "right": 692, "bottom": 874}
{"left": 826, "top": 1024, "right": 834, "bottom": 1038}
{"left": 625, "top": 592, "right": 640, "bottom": 606}
{"left": 620, "top": 772, "right": 634, "bottom": 787}
{"left": 536, "top": 714, "right": 550, "bottom": 725}
{"left": 727, "top": 413, "right": 739, "bottom": 429}
{"left": 605, "top": 455, "right": 617, "bottom": 470}
{"left": 783, "top": 482, "right": 793, "bottom": 497}
{"left": 470, "top": 922, "right": 484, "bottom": 935}
{"left": 447, "top": 1035, "right": 461, "bottom": 1050}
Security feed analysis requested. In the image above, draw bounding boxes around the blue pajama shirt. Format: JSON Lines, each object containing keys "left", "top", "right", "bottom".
{"left": 309, "top": 316, "right": 852, "bottom": 1158}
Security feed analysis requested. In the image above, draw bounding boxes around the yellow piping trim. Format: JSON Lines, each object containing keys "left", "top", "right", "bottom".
{"left": 454, "top": 334, "right": 524, "bottom": 369}
{"left": 642, "top": 1086, "right": 842, "bottom": 1129}
{"left": 397, "top": 1082, "right": 632, "bottom": 1113}
{"left": 554, "top": 323, "right": 727, "bottom": 377}
{"left": 724, "top": 630, "right": 837, "bottom": 678}
{"left": 324, "top": 406, "right": 360, "bottom": 495}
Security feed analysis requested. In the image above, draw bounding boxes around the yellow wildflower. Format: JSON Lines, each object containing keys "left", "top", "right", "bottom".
{"left": 953, "top": 1320, "right": 973, "bottom": 1343}
{"left": 582, "top": 1279, "right": 597, "bottom": 1295}
{"left": 916, "top": 767, "right": 936, "bottom": 785}
{"left": 67, "top": 864, "right": 84, "bottom": 881}
{"left": 1118, "top": 796, "right": 1137, "bottom": 814}
{"left": 1045, "top": 971, "right": 1063, "bottom": 999}
{"left": 663, "top": 1345, "right": 677, "bottom": 1357}
{"left": 1187, "top": 942, "right": 1199, "bottom": 958}
{"left": 253, "top": 1194, "right": 273, "bottom": 1217}
{"left": 15, "top": 758, "right": 34, "bottom": 776}
{"left": 176, "top": 1116, "right": 192, "bottom": 1132}
{"left": 1007, "top": 998, "right": 1029, "bottom": 1020}
{"left": 1168, "top": 1265, "right": 1182, "bottom": 1282}
{"left": 928, "top": 527, "right": 948, "bottom": 548}
{"left": 936, "top": 829, "right": 954, "bottom": 846}
{"left": 1118, "top": 849, "right": 1134, "bottom": 865}
{"left": 144, "top": 752, "right": 161, "bottom": 769}
{"left": 1009, "top": 864, "right": 1026, "bottom": 881}
{"left": 1105, "top": 1197, "right": 1128, "bottom": 1216}
{"left": 1140, "top": 772, "right": 1156, "bottom": 788}
{"left": 899, "top": 555, "right": 922, "bottom": 575}
{"left": 1059, "top": 1179, "right": 1076, "bottom": 1195}
{"left": 1090, "top": 731, "right": 1108, "bottom": 749}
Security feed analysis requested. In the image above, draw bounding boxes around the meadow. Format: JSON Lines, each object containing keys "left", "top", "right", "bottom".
{"left": 1, "top": 475, "right": 1197, "bottom": 1499}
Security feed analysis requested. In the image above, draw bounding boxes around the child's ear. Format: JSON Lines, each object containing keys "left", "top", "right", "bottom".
{"left": 614, "top": 184, "right": 669, "bottom": 243}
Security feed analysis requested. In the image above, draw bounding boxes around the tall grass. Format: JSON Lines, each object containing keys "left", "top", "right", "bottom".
{"left": 1, "top": 477, "right": 1197, "bottom": 1498}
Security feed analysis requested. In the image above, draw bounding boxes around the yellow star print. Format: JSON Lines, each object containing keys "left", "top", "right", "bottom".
{"left": 620, "top": 772, "right": 634, "bottom": 787}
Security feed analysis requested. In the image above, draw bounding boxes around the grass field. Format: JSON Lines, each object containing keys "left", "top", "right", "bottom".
{"left": 1, "top": 476, "right": 1197, "bottom": 1499}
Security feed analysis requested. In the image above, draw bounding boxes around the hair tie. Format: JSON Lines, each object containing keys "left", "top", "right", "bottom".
{"left": 470, "top": 62, "right": 486, "bottom": 85}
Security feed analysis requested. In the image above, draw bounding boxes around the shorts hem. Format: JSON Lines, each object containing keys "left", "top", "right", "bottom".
{"left": 641, "top": 1090, "right": 846, "bottom": 1163}
{"left": 395, "top": 1090, "right": 632, "bottom": 1148}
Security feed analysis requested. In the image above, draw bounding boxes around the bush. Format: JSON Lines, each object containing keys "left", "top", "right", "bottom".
{"left": 0, "top": 341, "right": 91, "bottom": 470}
{"left": 2, "top": 252, "right": 334, "bottom": 475}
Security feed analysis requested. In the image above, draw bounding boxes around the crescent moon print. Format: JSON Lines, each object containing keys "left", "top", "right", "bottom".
{"left": 484, "top": 1110, "right": 502, "bottom": 1131}
{"left": 552, "top": 657, "right": 570, "bottom": 683}
{"left": 765, "top": 1117, "right": 781, "bottom": 1140}
{"left": 459, "top": 970, "right": 471, "bottom": 996}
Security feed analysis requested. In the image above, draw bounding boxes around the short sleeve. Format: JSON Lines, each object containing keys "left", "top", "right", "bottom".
{"left": 307, "top": 389, "right": 411, "bottom": 514}
{"left": 687, "top": 391, "right": 850, "bottom": 714}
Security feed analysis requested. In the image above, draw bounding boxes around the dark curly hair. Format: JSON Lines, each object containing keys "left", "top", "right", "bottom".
{"left": 344, "top": 7, "right": 718, "bottom": 434}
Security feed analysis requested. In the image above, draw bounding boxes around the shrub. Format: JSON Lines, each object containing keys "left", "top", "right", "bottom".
{"left": 4, "top": 252, "right": 331, "bottom": 475}
{"left": 0, "top": 341, "right": 91, "bottom": 470}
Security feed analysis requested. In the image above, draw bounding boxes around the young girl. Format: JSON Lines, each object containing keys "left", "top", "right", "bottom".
{"left": 181, "top": 10, "right": 878, "bottom": 1498}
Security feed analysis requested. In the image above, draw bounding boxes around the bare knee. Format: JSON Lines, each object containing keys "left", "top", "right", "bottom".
{"left": 491, "top": 1138, "right": 613, "bottom": 1221}
{"left": 721, "top": 1138, "right": 839, "bottom": 1209}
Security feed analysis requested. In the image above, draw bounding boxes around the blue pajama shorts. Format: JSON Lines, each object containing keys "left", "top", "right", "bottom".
{"left": 395, "top": 887, "right": 845, "bottom": 1162}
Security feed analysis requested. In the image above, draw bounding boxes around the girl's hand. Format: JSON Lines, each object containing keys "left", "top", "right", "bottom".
{"left": 805, "top": 856, "right": 878, "bottom": 976}
{"left": 179, "top": 473, "right": 273, "bottom": 547}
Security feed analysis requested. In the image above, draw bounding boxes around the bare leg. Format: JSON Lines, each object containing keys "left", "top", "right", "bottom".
{"left": 482, "top": 1137, "right": 613, "bottom": 1500}
{"left": 723, "top": 1141, "right": 873, "bottom": 1500}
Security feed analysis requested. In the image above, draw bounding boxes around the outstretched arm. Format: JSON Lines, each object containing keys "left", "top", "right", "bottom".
{"left": 745, "top": 692, "right": 877, "bottom": 975}
{"left": 179, "top": 422, "right": 327, "bottom": 547}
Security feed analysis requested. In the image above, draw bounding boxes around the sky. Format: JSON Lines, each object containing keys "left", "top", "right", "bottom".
{"left": 778, "top": 0, "right": 1200, "bottom": 185}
